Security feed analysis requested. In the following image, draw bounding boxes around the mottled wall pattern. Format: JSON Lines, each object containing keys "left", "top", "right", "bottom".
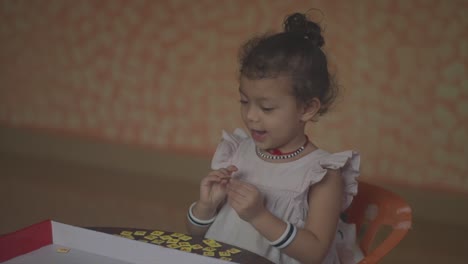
{"left": 0, "top": 0, "right": 467, "bottom": 192}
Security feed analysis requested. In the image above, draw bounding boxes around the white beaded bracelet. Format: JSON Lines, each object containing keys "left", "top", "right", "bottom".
{"left": 187, "top": 202, "right": 216, "bottom": 227}
{"left": 269, "top": 222, "right": 297, "bottom": 249}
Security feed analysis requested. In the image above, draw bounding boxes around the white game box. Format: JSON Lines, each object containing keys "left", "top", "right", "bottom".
{"left": 0, "top": 220, "right": 234, "bottom": 264}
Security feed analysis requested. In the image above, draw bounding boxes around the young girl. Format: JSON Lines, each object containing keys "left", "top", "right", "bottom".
{"left": 187, "top": 12, "right": 360, "bottom": 264}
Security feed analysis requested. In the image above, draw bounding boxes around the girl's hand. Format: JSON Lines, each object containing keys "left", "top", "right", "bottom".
{"left": 199, "top": 165, "right": 238, "bottom": 211}
{"left": 227, "top": 179, "right": 266, "bottom": 223}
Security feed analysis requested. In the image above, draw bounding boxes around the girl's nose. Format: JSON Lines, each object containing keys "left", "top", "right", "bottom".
{"left": 246, "top": 106, "right": 260, "bottom": 122}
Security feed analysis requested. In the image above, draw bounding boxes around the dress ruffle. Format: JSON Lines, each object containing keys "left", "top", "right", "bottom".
{"left": 318, "top": 151, "right": 361, "bottom": 210}
{"left": 211, "top": 128, "right": 248, "bottom": 170}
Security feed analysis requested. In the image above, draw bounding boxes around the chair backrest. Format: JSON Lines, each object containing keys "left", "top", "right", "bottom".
{"left": 344, "top": 181, "right": 412, "bottom": 264}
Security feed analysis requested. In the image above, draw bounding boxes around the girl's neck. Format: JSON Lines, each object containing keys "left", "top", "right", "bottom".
{"left": 267, "top": 134, "right": 308, "bottom": 154}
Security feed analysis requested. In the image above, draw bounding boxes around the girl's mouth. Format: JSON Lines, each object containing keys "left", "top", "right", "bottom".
{"left": 251, "top": 129, "right": 267, "bottom": 142}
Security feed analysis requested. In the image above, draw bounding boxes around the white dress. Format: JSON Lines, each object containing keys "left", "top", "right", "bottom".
{"left": 205, "top": 129, "right": 361, "bottom": 264}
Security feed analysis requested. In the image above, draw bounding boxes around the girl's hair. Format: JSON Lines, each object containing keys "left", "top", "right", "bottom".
{"left": 239, "top": 12, "right": 338, "bottom": 116}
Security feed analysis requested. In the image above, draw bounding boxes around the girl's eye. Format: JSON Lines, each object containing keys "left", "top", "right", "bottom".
{"left": 239, "top": 99, "right": 248, "bottom": 104}
{"left": 261, "top": 107, "right": 274, "bottom": 112}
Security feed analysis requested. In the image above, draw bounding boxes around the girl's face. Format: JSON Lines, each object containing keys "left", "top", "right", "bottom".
{"left": 239, "top": 76, "right": 309, "bottom": 152}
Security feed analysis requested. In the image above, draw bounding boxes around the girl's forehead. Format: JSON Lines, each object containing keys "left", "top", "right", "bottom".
{"left": 239, "top": 76, "right": 293, "bottom": 96}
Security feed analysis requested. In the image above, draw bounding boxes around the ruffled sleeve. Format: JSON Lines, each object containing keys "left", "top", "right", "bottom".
{"left": 318, "top": 151, "right": 360, "bottom": 211}
{"left": 211, "top": 128, "right": 249, "bottom": 170}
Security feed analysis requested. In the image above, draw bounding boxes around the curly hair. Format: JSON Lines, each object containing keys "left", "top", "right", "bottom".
{"left": 239, "top": 12, "right": 339, "bottom": 116}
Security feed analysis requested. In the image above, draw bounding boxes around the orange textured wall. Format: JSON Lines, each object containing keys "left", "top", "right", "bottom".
{"left": 0, "top": 0, "right": 467, "bottom": 193}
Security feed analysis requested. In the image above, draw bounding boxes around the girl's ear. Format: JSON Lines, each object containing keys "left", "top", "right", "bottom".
{"left": 300, "top": 98, "right": 321, "bottom": 122}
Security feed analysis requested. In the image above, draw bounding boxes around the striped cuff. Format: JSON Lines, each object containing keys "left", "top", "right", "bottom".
{"left": 187, "top": 202, "right": 216, "bottom": 227}
{"left": 269, "top": 222, "right": 297, "bottom": 249}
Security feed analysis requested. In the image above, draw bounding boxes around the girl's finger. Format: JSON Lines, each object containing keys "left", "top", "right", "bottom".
{"left": 217, "top": 168, "right": 234, "bottom": 177}
{"left": 228, "top": 179, "right": 250, "bottom": 193}
{"left": 220, "top": 179, "right": 230, "bottom": 186}
{"left": 203, "top": 174, "right": 226, "bottom": 185}
{"left": 228, "top": 184, "right": 250, "bottom": 199}
{"left": 227, "top": 165, "right": 238, "bottom": 173}
{"left": 230, "top": 179, "right": 256, "bottom": 192}
{"left": 208, "top": 171, "right": 231, "bottom": 180}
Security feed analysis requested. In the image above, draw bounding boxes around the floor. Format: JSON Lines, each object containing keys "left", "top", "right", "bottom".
{"left": 1, "top": 129, "right": 468, "bottom": 263}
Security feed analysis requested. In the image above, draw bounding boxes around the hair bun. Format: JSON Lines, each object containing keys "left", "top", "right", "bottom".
{"left": 283, "top": 12, "right": 324, "bottom": 48}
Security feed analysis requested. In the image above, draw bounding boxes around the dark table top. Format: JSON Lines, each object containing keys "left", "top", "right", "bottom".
{"left": 86, "top": 227, "right": 274, "bottom": 264}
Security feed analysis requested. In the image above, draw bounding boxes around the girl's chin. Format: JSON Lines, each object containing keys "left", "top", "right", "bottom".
{"left": 253, "top": 141, "right": 272, "bottom": 151}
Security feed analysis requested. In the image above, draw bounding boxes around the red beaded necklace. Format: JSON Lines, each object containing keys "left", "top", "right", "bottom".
{"left": 257, "top": 136, "right": 309, "bottom": 160}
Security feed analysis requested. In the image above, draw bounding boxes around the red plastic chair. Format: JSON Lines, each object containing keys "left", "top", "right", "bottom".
{"left": 344, "top": 181, "right": 412, "bottom": 264}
